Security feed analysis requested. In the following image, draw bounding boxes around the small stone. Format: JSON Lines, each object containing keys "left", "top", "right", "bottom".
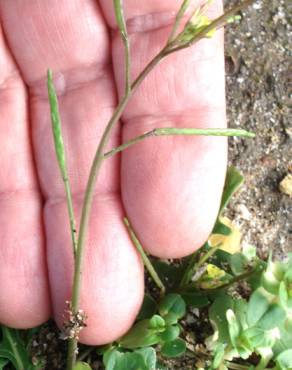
{"left": 237, "top": 203, "right": 252, "bottom": 220}
{"left": 279, "top": 174, "right": 292, "bottom": 196}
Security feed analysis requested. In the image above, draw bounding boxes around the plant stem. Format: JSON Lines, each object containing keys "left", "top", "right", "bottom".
{"left": 114, "top": 0, "right": 131, "bottom": 94}
{"left": 66, "top": 48, "right": 166, "bottom": 369}
{"left": 104, "top": 128, "right": 254, "bottom": 158}
{"left": 207, "top": 266, "right": 258, "bottom": 292}
{"left": 196, "top": 243, "right": 222, "bottom": 270}
{"left": 66, "top": 1, "right": 257, "bottom": 367}
{"left": 124, "top": 218, "right": 166, "bottom": 295}
{"left": 64, "top": 179, "right": 78, "bottom": 258}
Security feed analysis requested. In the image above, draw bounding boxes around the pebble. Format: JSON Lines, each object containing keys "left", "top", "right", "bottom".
{"left": 279, "top": 174, "right": 292, "bottom": 196}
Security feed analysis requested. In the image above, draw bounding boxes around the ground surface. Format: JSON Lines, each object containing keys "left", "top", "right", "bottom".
{"left": 225, "top": 0, "right": 291, "bottom": 260}
{"left": 10, "top": 1, "right": 292, "bottom": 369}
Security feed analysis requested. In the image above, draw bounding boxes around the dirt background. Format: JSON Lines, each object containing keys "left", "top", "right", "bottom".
{"left": 225, "top": 0, "right": 291, "bottom": 260}
{"left": 24, "top": 1, "right": 292, "bottom": 369}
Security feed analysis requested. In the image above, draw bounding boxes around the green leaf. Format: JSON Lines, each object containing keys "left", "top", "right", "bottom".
{"left": 276, "top": 349, "right": 292, "bottom": 370}
{"left": 150, "top": 260, "right": 185, "bottom": 290}
{"left": 212, "top": 220, "right": 232, "bottom": 236}
{"left": 158, "top": 294, "right": 186, "bottom": 325}
{"left": 160, "top": 338, "right": 186, "bottom": 358}
{"left": 262, "top": 269, "right": 281, "bottom": 295}
{"left": 242, "top": 245, "right": 257, "bottom": 261}
{"left": 273, "top": 321, "right": 292, "bottom": 356}
{"left": 103, "top": 348, "right": 156, "bottom": 370}
{"left": 230, "top": 253, "right": 248, "bottom": 276}
{"left": 159, "top": 326, "right": 180, "bottom": 343}
{"left": 212, "top": 343, "right": 226, "bottom": 369}
{"left": 257, "top": 304, "right": 286, "bottom": 330}
{"left": 243, "top": 327, "right": 280, "bottom": 350}
{"left": 234, "top": 299, "right": 248, "bottom": 331}
{"left": 226, "top": 310, "right": 240, "bottom": 347}
{"left": 209, "top": 294, "right": 235, "bottom": 343}
{"left": 73, "top": 362, "right": 92, "bottom": 370}
{"left": 279, "top": 282, "right": 289, "bottom": 307}
{"left": 118, "top": 320, "right": 160, "bottom": 349}
{"left": 135, "top": 348, "right": 156, "bottom": 369}
{"left": 181, "top": 292, "right": 209, "bottom": 308}
{"left": 219, "top": 166, "right": 244, "bottom": 214}
{"left": 247, "top": 289, "right": 271, "bottom": 326}
{"left": 149, "top": 315, "right": 165, "bottom": 330}
{"left": 137, "top": 295, "right": 157, "bottom": 320}
{"left": 0, "top": 326, "right": 38, "bottom": 370}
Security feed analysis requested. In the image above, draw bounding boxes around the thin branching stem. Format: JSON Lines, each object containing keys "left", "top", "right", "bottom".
{"left": 66, "top": 1, "right": 257, "bottom": 367}
{"left": 114, "top": 0, "right": 131, "bottom": 93}
{"left": 66, "top": 41, "right": 166, "bottom": 370}
{"left": 104, "top": 128, "right": 255, "bottom": 158}
{"left": 124, "top": 218, "right": 166, "bottom": 295}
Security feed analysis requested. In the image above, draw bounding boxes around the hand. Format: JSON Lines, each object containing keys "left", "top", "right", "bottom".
{"left": 0, "top": 0, "right": 226, "bottom": 345}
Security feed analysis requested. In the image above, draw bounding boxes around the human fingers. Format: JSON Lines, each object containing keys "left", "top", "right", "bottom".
{"left": 100, "top": 0, "right": 227, "bottom": 258}
{"left": 0, "top": 0, "right": 143, "bottom": 344}
{"left": 0, "top": 24, "right": 50, "bottom": 328}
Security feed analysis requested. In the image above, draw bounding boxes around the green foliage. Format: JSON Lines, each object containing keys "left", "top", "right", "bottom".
{"left": 118, "top": 293, "right": 186, "bottom": 356}
{"left": 207, "top": 255, "right": 292, "bottom": 369}
{"left": 0, "top": 326, "right": 42, "bottom": 370}
{"left": 103, "top": 347, "right": 156, "bottom": 370}
{"left": 160, "top": 338, "right": 186, "bottom": 358}
{"left": 219, "top": 166, "right": 244, "bottom": 215}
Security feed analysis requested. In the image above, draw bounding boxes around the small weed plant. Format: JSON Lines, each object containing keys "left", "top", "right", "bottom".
{"left": 2, "top": 1, "right": 291, "bottom": 370}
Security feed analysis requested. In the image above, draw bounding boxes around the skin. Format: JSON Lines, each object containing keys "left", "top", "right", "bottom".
{"left": 0, "top": 0, "right": 226, "bottom": 345}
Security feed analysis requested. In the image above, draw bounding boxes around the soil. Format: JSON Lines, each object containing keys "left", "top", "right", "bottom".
{"left": 225, "top": 0, "right": 291, "bottom": 259}
{"left": 13, "top": 1, "right": 292, "bottom": 369}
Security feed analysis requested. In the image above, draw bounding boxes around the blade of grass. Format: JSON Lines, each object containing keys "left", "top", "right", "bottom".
{"left": 47, "top": 70, "right": 77, "bottom": 258}
{"left": 104, "top": 128, "right": 255, "bottom": 158}
{"left": 124, "top": 218, "right": 166, "bottom": 296}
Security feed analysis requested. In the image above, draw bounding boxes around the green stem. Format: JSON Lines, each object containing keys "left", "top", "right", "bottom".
{"left": 66, "top": 49, "right": 166, "bottom": 369}
{"left": 206, "top": 266, "right": 258, "bottom": 292}
{"left": 66, "top": 1, "right": 257, "bottom": 367}
{"left": 124, "top": 218, "right": 166, "bottom": 295}
{"left": 104, "top": 128, "right": 255, "bottom": 158}
{"left": 114, "top": 0, "right": 131, "bottom": 94}
{"left": 64, "top": 179, "right": 78, "bottom": 258}
{"left": 196, "top": 243, "right": 222, "bottom": 270}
